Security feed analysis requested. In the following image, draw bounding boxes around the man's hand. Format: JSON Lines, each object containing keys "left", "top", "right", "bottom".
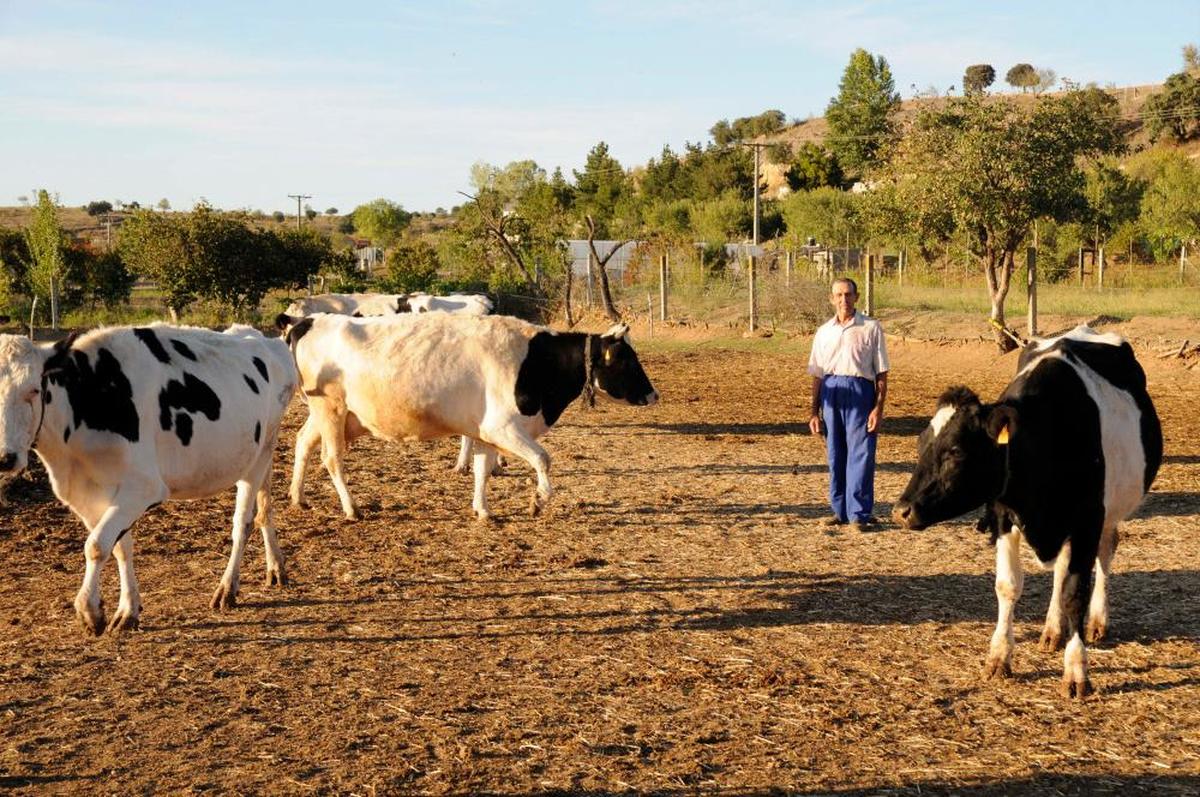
{"left": 867, "top": 406, "right": 883, "bottom": 433}
{"left": 809, "top": 413, "right": 822, "bottom": 436}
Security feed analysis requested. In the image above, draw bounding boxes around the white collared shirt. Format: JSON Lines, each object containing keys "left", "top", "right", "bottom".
{"left": 807, "top": 311, "right": 889, "bottom": 381}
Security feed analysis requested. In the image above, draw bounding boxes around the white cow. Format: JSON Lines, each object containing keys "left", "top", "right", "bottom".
{"left": 287, "top": 291, "right": 496, "bottom": 473}
{"left": 404, "top": 292, "right": 493, "bottom": 316}
{"left": 0, "top": 324, "right": 297, "bottom": 635}
{"left": 277, "top": 312, "right": 658, "bottom": 520}
{"left": 284, "top": 292, "right": 406, "bottom": 318}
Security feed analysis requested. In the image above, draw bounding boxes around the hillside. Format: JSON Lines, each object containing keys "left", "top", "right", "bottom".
{"left": 754, "top": 82, "right": 1177, "bottom": 198}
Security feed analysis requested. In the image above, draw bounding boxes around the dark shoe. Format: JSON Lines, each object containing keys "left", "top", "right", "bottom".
{"left": 823, "top": 516, "right": 847, "bottom": 527}
{"left": 852, "top": 516, "right": 880, "bottom": 532}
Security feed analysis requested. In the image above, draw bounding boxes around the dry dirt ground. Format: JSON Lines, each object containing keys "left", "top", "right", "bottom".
{"left": 1, "top": 330, "right": 1198, "bottom": 795}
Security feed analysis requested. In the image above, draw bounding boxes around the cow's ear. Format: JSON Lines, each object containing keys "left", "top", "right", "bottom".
{"left": 275, "top": 313, "right": 296, "bottom": 331}
{"left": 986, "top": 404, "right": 1019, "bottom": 446}
{"left": 44, "top": 331, "right": 80, "bottom": 372}
{"left": 602, "top": 322, "right": 629, "bottom": 340}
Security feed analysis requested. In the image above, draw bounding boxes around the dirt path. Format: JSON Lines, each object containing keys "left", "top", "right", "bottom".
{"left": 1, "top": 338, "right": 1198, "bottom": 795}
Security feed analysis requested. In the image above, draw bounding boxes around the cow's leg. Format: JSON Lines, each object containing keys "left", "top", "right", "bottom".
{"left": 453, "top": 435, "right": 472, "bottom": 474}
{"left": 1040, "top": 542, "right": 1071, "bottom": 651}
{"left": 319, "top": 410, "right": 358, "bottom": 520}
{"left": 481, "top": 426, "right": 550, "bottom": 515}
{"left": 1061, "top": 533, "right": 1100, "bottom": 699}
{"left": 471, "top": 443, "right": 499, "bottom": 521}
{"left": 75, "top": 490, "right": 161, "bottom": 636}
{"left": 1087, "top": 525, "right": 1118, "bottom": 643}
{"left": 984, "top": 529, "right": 1024, "bottom": 679}
{"left": 254, "top": 433, "right": 287, "bottom": 588}
{"left": 289, "top": 412, "right": 321, "bottom": 508}
{"left": 211, "top": 479, "right": 257, "bottom": 610}
{"left": 107, "top": 531, "right": 141, "bottom": 635}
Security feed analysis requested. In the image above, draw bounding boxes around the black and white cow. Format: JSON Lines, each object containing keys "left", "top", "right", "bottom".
{"left": 893, "top": 326, "right": 1162, "bottom": 698}
{"left": 284, "top": 292, "right": 407, "bottom": 318}
{"left": 276, "top": 312, "right": 658, "bottom": 520}
{"left": 0, "top": 324, "right": 297, "bottom": 635}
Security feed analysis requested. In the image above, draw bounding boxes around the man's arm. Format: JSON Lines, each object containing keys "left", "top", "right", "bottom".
{"left": 867, "top": 371, "right": 888, "bottom": 432}
{"left": 808, "top": 376, "right": 823, "bottom": 436}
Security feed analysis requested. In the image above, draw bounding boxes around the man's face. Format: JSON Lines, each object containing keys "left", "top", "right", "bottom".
{"left": 830, "top": 281, "right": 858, "bottom": 317}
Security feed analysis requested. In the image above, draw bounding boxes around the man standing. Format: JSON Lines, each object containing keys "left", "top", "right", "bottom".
{"left": 807, "top": 277, "right": 889, "bottom": 531}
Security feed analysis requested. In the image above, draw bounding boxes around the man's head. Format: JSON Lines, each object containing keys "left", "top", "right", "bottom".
{"left": 830, "top": 277, "right": 858, "bottom": 320}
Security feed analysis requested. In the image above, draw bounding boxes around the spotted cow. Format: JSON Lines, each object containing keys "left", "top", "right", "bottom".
{"left": 0, "top": 324, "right": 298, "bottom": 635}
{"left": 284, "top": 292, "right": 407, "bottom": 318}
{"left": 893, "top": 326, "right": 1162, "bottom": 698}
{"left": 276, "top": 312, "right": 659, "bottom": 520}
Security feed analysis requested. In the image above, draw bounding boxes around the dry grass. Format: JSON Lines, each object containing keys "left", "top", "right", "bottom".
{"left": 0, "top": 331, "right": 1198, "bottom": 795}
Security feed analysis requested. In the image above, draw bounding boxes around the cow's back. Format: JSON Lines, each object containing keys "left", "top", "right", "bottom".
{"left": 294, "top": 313, "right": 536, "bottom": 442}
{"left": 54, "top": 324, "right": 297, "bottom": 499}
{"left": 1001, "top": 328, "right": 1161, "bottom": 557}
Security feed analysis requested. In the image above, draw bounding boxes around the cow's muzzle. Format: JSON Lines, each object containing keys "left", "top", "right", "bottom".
{"left": 640, "top": 390, "right": 660, "bottom": 407}
{"left": 892, "top": 501, "right": 926, "bottom": 531}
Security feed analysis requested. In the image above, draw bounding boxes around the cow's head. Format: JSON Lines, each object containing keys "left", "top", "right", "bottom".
{"left": 394, "top": 295, "right": 411, "bottom": 313}
{"left": 0, "top": 334, "right": 73, "bottom": 474}
{"left": 892, "top": 386, "right": 1016, "bottom": 530}
{"left": 592, "top": 323, "right": 659, "bottom": 406}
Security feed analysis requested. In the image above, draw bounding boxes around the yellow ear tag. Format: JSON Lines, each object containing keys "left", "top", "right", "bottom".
{"left": 604, "top": 348, "right": 613, "bottom": 365}
{"left": 996, "top": 425, "right": 1010, "bottom": 445}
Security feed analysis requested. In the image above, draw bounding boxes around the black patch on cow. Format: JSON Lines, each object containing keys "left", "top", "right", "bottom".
{"left": 171, "top": 339, "right": 198, "bottom": 361}
{"left": 174, "top": 413, "right": 194, "bottom": 445}
{"left": 63, "top": 426, "right": 70, "bottom": 443}
{"left": 254, "top": 421, "right": 261, "bottom": 444}
{"left": 158, "top": 372, "right": 221, "bottom": 446}
{"left": 47, "top": 347, "right": 140, "bottom": 443}
{"left": 514, "top": 332, "right": 589, "bottom": 427}
{"left": 285, "top": 317, "right": 314, "bottom": 349}
{"left": 243, "top": 374, "right": 260, "bottom": 394}
{"left": 113, "top": 527, "right": 129, "bottom": 544}
{"left": 394, "top": 297, "right": 411, "bottom": 313}
{"left": 352, "top": 311, "right": 363, "bottom": 318}
{"left": 133, "top": 327, "right": 171, "bottom": 364}
{"left": 252, "top": 356, "right": 269, "bottom": 382}
{"left": 43, "top": 388, "right": 51, "bottom": 404}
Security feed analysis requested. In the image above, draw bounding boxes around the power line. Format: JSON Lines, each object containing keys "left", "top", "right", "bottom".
{"left": 287, "top": 193, "right": 312, "bottom": 231}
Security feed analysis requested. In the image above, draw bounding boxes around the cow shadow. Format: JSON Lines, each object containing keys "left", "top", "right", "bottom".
{"left": 166, "top": 568, "right": 1200, "bottom": 647}
{"left": 494, "top": 773, "right": 1200, "bottom": 797}
{"left": 599, "top": 416, "right": 929, "bottom": 438}
{"left": 1133, "top": 491, "right": 1200, "bottom": 518}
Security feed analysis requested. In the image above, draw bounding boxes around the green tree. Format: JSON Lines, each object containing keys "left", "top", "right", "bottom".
{"left": 1139, "top": 153, "right": 1200, "bottom": 261}
{"left": 22, "top": 190, "right": 68, "bottom": 324}
{"left": 118, "top": 209, "right": 196, "bottom": 316}
{"left": 304, "top": 205, "right": 318, "bottom": 221}
{"left": 779, "top": 187, "right": 864, "bottom": 250}
{"left": 350, "top": 199, "right": 412, "bottom": 247}
{"left": 690, "top": 191, "right": 751, "bottom": 246}
{"left": 382, "top": 236, "right": 441, "bottom": 293}
{"left": 875, "top": 89, "right": 1124, "bottom": 350}
{"left": 573, "top": 142, "right": 628, "bottom": 237}
{"left": 962, "top": 64, "right": 996, "bottom": 95}
{"left": 824, "top": 48, "right": 901, "bottom": 176}
{"left": 709, "top": 109, "right": 787, "bottom": 147}
{"left": 157, "top": 197, "right": 171, "bottom": 212}
{"left": 324, "top": 207, "right": 338, "bottom": 216}
{"left": 1005, "top": 63, "right": 1038, "bottom": 92}
{"left": 1081, "top": 159, "right": 1144, "bottom": 246}
{"left": 86, "top": 200, "right": 113, "bottom": 217}
{"left": 272, "top": 211, "right": 286, "bottom": 223}
{"left": 784, "top": 143, "right": 845, "bottom": 191}
{"left": 1143, "top": 69, "right": 1200, "bottom": 142}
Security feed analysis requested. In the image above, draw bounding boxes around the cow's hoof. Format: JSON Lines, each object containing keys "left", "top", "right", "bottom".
{"left": 1061, "top": 675, "right": 1093, "bottom": 700}
{"left": 1086, "top": 619, "right": 1107, "bottom": 644}
{"left": 529, "top": 498, "right": 543, "bottom": 517}
{"left": 474, "top": 509, "right": 492, "bottom": 523}
{"left": 289, "top": 494, "right": 308, "bottom": 510}
{"left": 1039, "top": 627, "right": 1063, "bottom": 652}
{"left": 75, "top": 600, "right": 105, "bottom": 637}
{"left": 106, "top": 608, "right": 140, "bottom": 636}
{"left": 343, "top": 508, "right": 361, "bottom": 521}
{"left": 451, "top": 463, "right": 470, "bottom": 475}
{"left": 266, "top": 565, "right": 288, "bottom": 588}
{"left": 210, "top": 584, "right": 238, "bottom": 611}
{"left": 983, "top": 655, "right": 1012, "bottom": 680}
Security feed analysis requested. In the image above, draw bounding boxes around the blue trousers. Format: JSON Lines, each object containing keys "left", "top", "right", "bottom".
{"left": 820, "top": 375, "right": 878, "bottom": 523}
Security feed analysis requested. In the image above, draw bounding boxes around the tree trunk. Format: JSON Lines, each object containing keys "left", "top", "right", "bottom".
{"left": 985, "top": 248, "right": 1018, "bottom": 352}
{"left": 563, "top": 259, "right": 576, "bottom": 328}
{"left": 584, "top": 215, "right": 627, "bottom": 322}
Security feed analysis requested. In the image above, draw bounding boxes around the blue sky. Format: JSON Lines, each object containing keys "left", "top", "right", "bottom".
{"left": 1, "top": 1, "right": 1196, "bottom": 214}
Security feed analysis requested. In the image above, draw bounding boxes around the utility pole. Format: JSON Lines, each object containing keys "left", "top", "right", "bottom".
{"left": 288, "top": 194, "right": 312, "bottom": 231}
{"left": 739, "top": 142, "right": 769, "bottom": 246}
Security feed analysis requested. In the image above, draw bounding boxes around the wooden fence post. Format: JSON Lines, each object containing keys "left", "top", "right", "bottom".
{"left": 748, "top": 255, "right": 757, "bottom": 333}
{"left": 785, "top": 250, "right": 793, "bottom": 288}
{"left": 1026, "top": 246, "right": 1038, "bottom": 337}
{"left": 1098, "top": 246, "right": 1105, "bottom": 290}
{"left": 659, "top": 254, "right": 667, "bottom": 321}
{"left": 864, "top": 251, "right": 874, "bottom": 317}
